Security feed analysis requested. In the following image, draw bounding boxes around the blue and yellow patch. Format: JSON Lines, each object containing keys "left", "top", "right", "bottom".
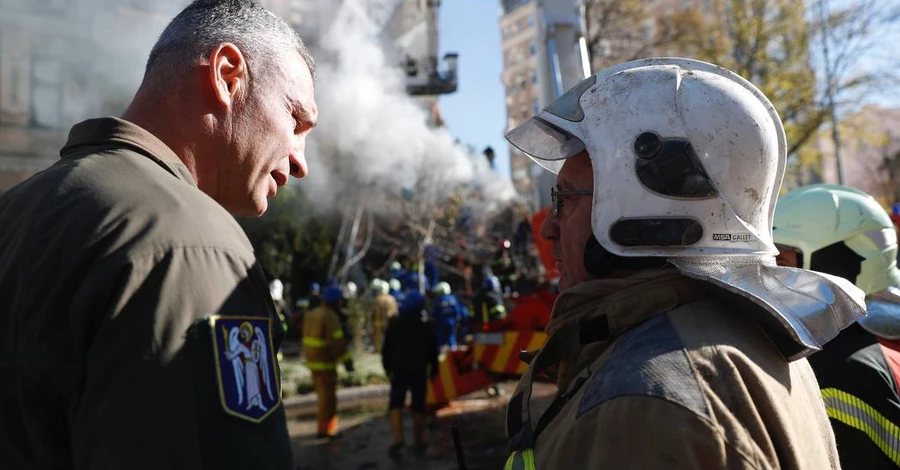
{"left": 210, "top": 315, "right": 281, "bottom": 423}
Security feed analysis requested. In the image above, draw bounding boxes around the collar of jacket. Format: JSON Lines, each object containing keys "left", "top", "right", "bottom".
{"left": 60, "top": 117, "right": 196, "bottom": 186}
{"left": 507, "top": 269, "right": 708, "bottom": 452}
{"left": 547, "top": 268, "right": 707, "bottom": 337}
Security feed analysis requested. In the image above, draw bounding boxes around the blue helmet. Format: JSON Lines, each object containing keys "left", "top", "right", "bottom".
{"left": 483, "top": 275, "right": 500, "bottom": 292}
{"left": 400, "top": 291, "right": 426, "bottom": 316}
{"left": 402, "top": 272, "right": 420, "bottom": 291}
{"left": 310, "top": 282, "right": 321, "bottom": 294}
{"left": 322, "top": 286, "right": 344, "bottom": 305}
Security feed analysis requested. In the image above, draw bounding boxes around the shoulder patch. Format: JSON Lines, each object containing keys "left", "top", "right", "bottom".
{"left": 210, "top": 315, "right": 281, "bottom": 423}
{"left": 576, "top": 315, "right": 708, "bottom": 419}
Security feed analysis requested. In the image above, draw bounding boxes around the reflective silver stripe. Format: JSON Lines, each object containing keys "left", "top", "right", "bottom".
{"left": 822, "top": 388, "right": 900, "bottom": 465}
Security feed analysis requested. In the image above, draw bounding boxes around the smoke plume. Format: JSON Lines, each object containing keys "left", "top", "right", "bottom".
{"left": 1, "top": 0, "right": 516, "bottom": 217}
{"left": 298, "top": 0, "right": 517, "bottom": 217}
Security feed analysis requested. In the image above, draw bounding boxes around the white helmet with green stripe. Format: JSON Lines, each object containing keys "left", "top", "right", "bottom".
{"left": 773, "top": 184, "right": 900, "bottom": 295}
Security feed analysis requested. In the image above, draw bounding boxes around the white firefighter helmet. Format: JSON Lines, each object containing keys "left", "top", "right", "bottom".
{"left": 389, "top": 278, "right": 401, "bottom": 292}
{"left": 773, "top": 184, "right": 900, "bottom": 295}
{"left": 433, "top": 281, "right": 451, "bottom": 296}
{"left": 269, "top": 279, "right": 284, "bottom": 302}
{"left": 506, "top": 57, "right": 786, "bottom": 259}
{"left": 344, "top": 281, "right": 358, "bottom": 298}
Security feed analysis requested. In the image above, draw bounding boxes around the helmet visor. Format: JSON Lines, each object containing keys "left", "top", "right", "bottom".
{"left": 505, "top": 116, "right": 585, "bottom": 174}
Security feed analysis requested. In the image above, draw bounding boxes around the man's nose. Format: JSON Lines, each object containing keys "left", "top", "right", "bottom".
{"left": 289, "top": 151, "right": 308, "bottom": 179}
{"left": 539, "top": 213, "right": 558, "bottom": 241}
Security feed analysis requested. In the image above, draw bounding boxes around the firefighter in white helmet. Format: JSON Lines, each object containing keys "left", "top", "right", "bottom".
{"left": 503, "top": 58, "right": 865, "bottom": 469}
{"left": 774, "top": 184, "right": 900, "bottom": 469}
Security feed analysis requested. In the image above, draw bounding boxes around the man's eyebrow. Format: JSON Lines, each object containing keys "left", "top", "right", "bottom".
{"left": 292, "top": 100, "right": 318, "bottom": 128}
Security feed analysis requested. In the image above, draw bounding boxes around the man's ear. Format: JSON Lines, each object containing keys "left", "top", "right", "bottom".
{"left": 208, "top": 43, "right": 248, "bottom": 108}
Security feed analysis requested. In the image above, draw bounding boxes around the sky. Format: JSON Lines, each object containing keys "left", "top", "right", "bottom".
{"left": 434, "top": 0, "right": 900, "bottom": 182}
{"left": 438, "top": 0, "right": 512, "bottom": 179}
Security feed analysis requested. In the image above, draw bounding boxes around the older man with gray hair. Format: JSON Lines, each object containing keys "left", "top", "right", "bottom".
{"left": 0, "top": 0, "right": 317, "bottom": 468}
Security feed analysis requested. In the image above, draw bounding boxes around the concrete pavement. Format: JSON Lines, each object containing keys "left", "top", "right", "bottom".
{"left": 289, "top": 382, "right": 556, "bottom": 470}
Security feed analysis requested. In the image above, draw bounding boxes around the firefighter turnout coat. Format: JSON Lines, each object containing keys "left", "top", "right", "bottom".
{"left": 505, "top": 269, "right": 839, "bottom": 469}
{"left": 302, "top": 305, "right": 349, "bottom": 371}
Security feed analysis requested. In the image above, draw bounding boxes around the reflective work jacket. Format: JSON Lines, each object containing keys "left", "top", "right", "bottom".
{"left": 809, "top": 293, "right": 900, "bottom": 469}
{"left": 302, "top": 305, "right": 349, "bottom": 371}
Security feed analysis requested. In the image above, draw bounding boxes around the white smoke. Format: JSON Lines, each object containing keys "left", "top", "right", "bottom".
{"left": 298, "top": 0, "right": 517, "bottom": 217}
{"left": 2, "top": 0, "right": 516, "bottom": 217}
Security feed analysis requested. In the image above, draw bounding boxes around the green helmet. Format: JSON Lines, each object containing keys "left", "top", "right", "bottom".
{"left": 773, "top": 184, "right": 900, "bottom": 295}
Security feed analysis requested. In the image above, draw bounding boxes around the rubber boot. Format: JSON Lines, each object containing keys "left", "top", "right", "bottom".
{"left": 388, "top": 409, "right": 404, "bottom": 459}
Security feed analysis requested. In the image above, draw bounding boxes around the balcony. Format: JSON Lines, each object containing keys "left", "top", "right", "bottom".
{"left": 404, "top": 53, "right": 459, "bottom": 96}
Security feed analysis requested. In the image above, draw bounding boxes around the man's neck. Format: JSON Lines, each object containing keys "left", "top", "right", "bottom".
{"left": 121, "top": 92, "right": 203, "bottom": 185}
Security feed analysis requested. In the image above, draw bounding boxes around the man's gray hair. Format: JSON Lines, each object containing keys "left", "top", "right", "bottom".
{"left": 145, "top": 0, "right": 315, "bottom": 90}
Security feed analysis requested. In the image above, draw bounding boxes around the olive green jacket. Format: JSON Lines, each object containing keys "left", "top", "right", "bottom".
{"left": 0, "top": 118, "right": 292, "bottom": 469}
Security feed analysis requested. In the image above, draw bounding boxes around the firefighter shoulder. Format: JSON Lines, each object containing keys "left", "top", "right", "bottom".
{"left": 502, "top": 58, "right": 865, "bottom": 469}
{"left": 774, "top": 184, "right": 900, "bottom": 469}
{"left": 474, "top": 276, "right": 506, "bottom": 326}
{"left": 302, "top": 287, "right": 352, "bottom": 372}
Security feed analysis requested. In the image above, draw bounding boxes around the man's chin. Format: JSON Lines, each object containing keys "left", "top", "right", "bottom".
{"left": 226, "top": 198, "right": 267, "bottom": 218}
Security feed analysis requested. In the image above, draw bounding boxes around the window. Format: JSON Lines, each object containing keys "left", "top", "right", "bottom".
{"left": 531, "top": 71, "right": 538, "bottom": 84}
{"left": 529, "top": 42, "right": 536, "bottom": 56}
{"left": 520, "top": 104, "right": 529, "bottom": 119}
{"left": 532, "top": 98, "right": 541, "bottom": 115}
{"left": 519, "top": 74, "right": 527, "bottom": 90}
{"left": 527, "top": 15, "right": 534, "bottom": 27}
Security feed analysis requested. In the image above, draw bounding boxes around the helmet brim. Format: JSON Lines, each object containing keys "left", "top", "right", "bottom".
{"left": 505, "top": 116, "right": 584, "bottom": 175}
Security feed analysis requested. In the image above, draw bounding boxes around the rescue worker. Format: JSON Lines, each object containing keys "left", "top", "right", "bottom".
{"left": 302, "top": 285, "right": 354, "bottom": 439}
{"left": 472, "top": 275, "right": 506, "bottom": 330}
{"left": 432, "top": 282, "right": 465, "bottom": 351}
{"left": 502, "top": 58, "right": 865, "bottom": 468}
{"left": 774, "top": 184, "right": 900, "bottom": 469}
{"left": 389, "top": 278, "right": 406, "bottom": 305}
{"left": 389, "top": 261, "right": 407, "bottom": 282}
{"left": 343, "top": 281, "right": 362, "bottom": 350}
{"left": 0, "top": 1, "right": 316, "bottom": 467}
{"left": 382, "top": 291, "right": 439, "bottom": 459}
{"left": 371, "top": 279, "right": 399, "bottom": 353}
{"left": 269, "top": 279, "right": 290, "bottom": 334}
{"left": 308, "top": 281, "right": 323, "bottom": 310}
{"left": 492, "top": 239, "right": 519, "bottom": 295}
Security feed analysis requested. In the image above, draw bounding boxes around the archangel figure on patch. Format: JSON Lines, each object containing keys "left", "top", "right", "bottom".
{"left": 224, "top": 321, "right": 276, "bottom": 411}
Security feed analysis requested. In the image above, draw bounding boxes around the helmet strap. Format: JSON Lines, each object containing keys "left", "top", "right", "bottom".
{"left": 583, "top": 235, "right": 669, "bottom": 278}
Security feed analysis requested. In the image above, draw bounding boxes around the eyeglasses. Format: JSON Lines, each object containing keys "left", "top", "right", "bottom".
{"left": 550, "top": 186, "right": 593, "bottom": 217}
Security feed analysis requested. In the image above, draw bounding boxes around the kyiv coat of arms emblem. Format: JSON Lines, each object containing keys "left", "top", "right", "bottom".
{"left": 210, "top": 316, "right": 281, "bottom": 422}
